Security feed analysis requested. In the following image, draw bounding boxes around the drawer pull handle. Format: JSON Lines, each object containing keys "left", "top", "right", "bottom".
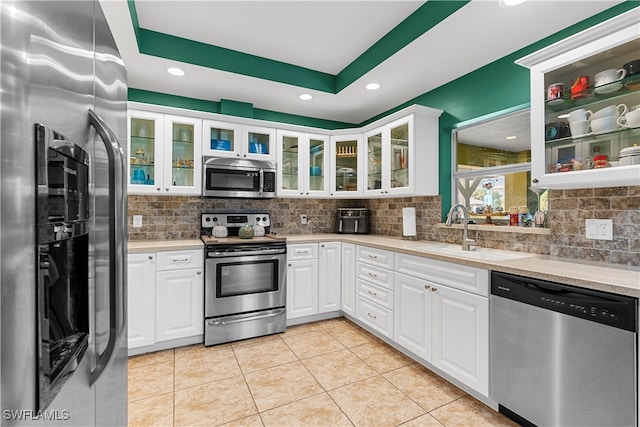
{"left": 367, "top": 290, "right": 377, "bottom": 296}
{"left": 171, "top": 258, "right": 190, "bottom": 262}
{"left": 368, "top": 272, "right": 378, "bottom": 278}
{"left": 368, "top": 254, "right": 378, "bottom": 259}
{"left": 424, "top": 284, "right": 430, "bottom": 290}
{"left": 367, "top": 312, "right": 377, "bottom": 319}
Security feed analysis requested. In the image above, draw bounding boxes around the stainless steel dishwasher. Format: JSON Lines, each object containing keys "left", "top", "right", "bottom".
{"left": 490, "top": 271, "right": 637, "bottom": 427}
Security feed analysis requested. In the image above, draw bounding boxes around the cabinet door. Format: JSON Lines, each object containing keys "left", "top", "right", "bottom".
{"left": 329, "top": 133, "right": 363, "bottom": 197}
{"left": 306, "top": 133, "right": 330, "bottom": 197}
{"left": 286, "top": 259, "right": 318, "bottom": 319}
{"left": 128, "top": 110, "right": 164, "bottom": 195}
{"left": 277, "top": 130, "right": 305, "bottom": 197}
{"left": 318, "top": 242, "right": 341, "bottom": 313}
{"left": 393, "top": 272, "right": 431, "bottom": 361}
{"left": 364, "top": 127, "right": 386, "bottom": 196}
{"left": 341, "top": 243, "right": 356, "bottom": 316}
{"left": 431, "top": 284, "right": 488, "bottom": 396}
{"left": 155, "top": 268, "right": 204, "bottom": 342}
{"left": 127, "top": 253, "right": 156, "bottom": 349}
{"left": 202, "top": 119, "right": 242, "bottom": 158}
{"left": 387, "top": 117, "right": 412, "bottom": 196}
{"left": 242, "top": 125, "right": 276, "bottom": 161}
{"left": 163, "top": 115, "right": 202, "bottom": 195}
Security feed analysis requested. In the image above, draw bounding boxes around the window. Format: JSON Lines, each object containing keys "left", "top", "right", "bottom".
{"left": 452, "top": 108, "right": 548, "bottom": 225}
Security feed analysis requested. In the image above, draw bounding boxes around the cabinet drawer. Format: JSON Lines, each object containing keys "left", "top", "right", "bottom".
{"left": 356, "top": 262, "right": 393, "bottom": 290}
{"left": 287, "top": 243, "right": 318, "bottom": 260}
{"left": 156, "top": 249, "right": 203, "bottom": 271}
{"left": 357, "top": 245, "right": 394, "bottom": 269}
{"left": 356, "top": 279, "right": 393, "bottom": 310}
{"left": 395, "top": 253, "right": 489, "bottom": 297}
{"left": 355, "top": 296, "right": 393, "bottom": 338}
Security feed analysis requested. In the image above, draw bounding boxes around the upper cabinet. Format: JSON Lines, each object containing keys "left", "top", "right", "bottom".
{"left": 128, "top": 111, "right": 202, "bottom": 195}
{"left": 277, "top": 130, "right": 330, "bottom": 197}
{"left": 330, "top": 133, "right": 364, "bottom": 197}
{"left": 517, "top": 10, "right": 640, "bottom": 189}
{"left": 203, "top": 119, "right": 276, "bottom": 161}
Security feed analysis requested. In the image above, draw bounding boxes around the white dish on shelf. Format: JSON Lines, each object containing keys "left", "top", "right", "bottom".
{"left": 594, "top": 83, "right": 623, "bottom": 94}
{"left": 570, "top": 132, "right": 593, "bottom": 139}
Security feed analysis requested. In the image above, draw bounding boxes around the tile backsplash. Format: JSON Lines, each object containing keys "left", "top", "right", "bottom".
{"left": 128, "top": 185, "right": 639, "bottom": 266}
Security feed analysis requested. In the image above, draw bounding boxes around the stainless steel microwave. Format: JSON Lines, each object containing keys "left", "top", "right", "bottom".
{"left": 202, "top": 156, "right": 276, "bottom": 198}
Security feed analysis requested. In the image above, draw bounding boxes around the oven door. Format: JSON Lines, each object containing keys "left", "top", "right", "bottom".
{"left": 205, "top": 252, "right": 286, "bottom": 317}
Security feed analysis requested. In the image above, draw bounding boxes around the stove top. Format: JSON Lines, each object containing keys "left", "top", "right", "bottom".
{"left": 200, "top": 235, "right": 285, "bottom": 245}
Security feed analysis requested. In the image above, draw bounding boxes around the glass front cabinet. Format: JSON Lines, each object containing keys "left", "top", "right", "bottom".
{"left": 202, "top": 120, "right": 276, "bottom": 161}
{"left": 364, "top": 117, "right": 413, "bottom": 196}
{"left": 277, "top": 130, "right": 329, "bottom": 197}
{"left": 517, "top": 11, "right": 640, "bottom": 189}
{"left": 329, "top": 134, "right": 364, "bottom": 197}
{"left": 127, "top": 110, "right": 202, "bottom": 195}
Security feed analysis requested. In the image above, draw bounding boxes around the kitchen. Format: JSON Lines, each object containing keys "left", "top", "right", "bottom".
{"left": 1, "top": 1, "right": 639, "bottom": 427}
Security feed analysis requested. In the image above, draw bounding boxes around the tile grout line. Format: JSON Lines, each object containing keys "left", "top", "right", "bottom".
{"left": 230, "top": 338, "right": 264, "bottom": 427}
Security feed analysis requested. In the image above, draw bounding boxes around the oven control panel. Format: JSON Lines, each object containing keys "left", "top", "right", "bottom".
{"left": 202, "top": 212, "right": 271, "bottom": 229}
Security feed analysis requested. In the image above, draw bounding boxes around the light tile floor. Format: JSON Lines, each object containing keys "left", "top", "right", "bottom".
{"left": 128, "top": 318, "right": 517, "bottom": 427}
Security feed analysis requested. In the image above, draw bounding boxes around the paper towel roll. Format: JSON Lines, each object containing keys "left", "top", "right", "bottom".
{"left": 402, "top": 207, "right": 417, "bottom": 237}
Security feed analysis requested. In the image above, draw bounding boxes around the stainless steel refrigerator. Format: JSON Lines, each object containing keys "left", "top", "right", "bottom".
{"left": 1, "top": 1, "right": 127, "bottom": 425}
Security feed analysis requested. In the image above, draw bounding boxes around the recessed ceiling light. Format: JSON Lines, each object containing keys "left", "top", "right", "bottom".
{"left": 167, "top": 67, "right": 185, "bottom": 76}
{"left": 506, "top": 135, "right": 517, "bottom": 140}
{"left": 365, "top": 83, "right": 380, "bottom": 91}
{"left": 501, "top": 0, "right": 527, "bottom": 6}
{"left": 299, "top": 94, "right": 313, "bottom": 101}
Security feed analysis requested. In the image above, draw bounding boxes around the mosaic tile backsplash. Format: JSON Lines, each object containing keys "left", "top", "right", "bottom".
{"left": 128, "top": 185, "right": 639, "bottom": 266}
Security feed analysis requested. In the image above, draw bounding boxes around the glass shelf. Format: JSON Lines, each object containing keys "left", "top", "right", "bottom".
{"left": 545, "top": 126, "right": 640, "bottom": 148}
{"left": 545, "top": 76, "right": 640, "bottom": 112}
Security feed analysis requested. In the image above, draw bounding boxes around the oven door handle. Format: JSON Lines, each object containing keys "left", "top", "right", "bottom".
{"left": 208, "top": 248, "right": 285, "bottom": 257}
{"left": 208, "top": 310, "right": 283, "bottom": 326}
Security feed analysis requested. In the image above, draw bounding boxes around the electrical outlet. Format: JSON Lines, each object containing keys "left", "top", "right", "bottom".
{"left": 585, "top": 219, "right": 613, "bottom": 240}
{"left": 300, "top": 214, "right": 308, "bottom": 225}
{"left": 133, "top": 215, "right": 143, "bottom": 228}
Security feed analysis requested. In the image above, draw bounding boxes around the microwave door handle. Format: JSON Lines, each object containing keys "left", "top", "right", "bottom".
{"left": 88, "top": 109, "right": 127, "bottom": 386}
{"left": 355, "top": 219, "right": 358, "bottom": 232}
{"left": 339, "top": 219, "right": 343, "bottom": 233}
{"left": 259, "top": 169, "right": 264, "bottom": 194}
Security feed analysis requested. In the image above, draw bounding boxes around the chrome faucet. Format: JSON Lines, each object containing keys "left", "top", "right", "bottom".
{"left": 445, "top": 203, "right": 476, "bottom": 251}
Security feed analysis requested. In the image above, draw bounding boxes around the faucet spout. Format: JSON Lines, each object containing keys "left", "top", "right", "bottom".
{"left": 445, "top": 203, "right": 476, "bottom": 251}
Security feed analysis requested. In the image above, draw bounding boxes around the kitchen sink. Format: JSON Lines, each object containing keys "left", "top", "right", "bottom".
{"left": 406, "top": 242, "right": 535, "bottom": 262}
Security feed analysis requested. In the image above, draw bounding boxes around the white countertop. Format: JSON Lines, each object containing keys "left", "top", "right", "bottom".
{"left": 129, "top": 234, "right": 640, "bottom": 298}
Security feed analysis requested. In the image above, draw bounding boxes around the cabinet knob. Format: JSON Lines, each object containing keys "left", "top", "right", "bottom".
{"left": 156, "top": 187, "right": 161, "bottom": 191}
{"left": 165, "top": 188, "right": 169, "bottom": 192}
{"left": 321, "top": 244, "right": 325, "bottom": 248}
{"left": 148, "top": 256, "right": 153, "bottom": 260}
{"left": 306, "top": 192, "right": 309, "bottom": 195}
{"left": 431, "top": 287, "right": 437, "bottom": 292}
{"left": 532, "top": 178, "right": 539, "bottom": 184}
{"left": 288, "top": 263, "right": 292, "bottom": 267}
{"left": 424, "top": 284, "right": 430, "bottom": 290}
{"left": 243, "top": 154, "right": 247, "bottom": 157}
{"left": 197, "top": 271, "right": 202, "bottom": 275}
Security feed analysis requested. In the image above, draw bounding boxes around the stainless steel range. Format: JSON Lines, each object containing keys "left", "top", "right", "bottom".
{"left": 201, "top": 212, "right": 286, "bottom": 346}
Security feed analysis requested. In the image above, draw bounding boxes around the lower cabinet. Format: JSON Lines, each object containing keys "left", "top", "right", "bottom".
{"left": 127, "top": 253, "right": 156, "bottom": 348}
{"left": 355, "top": 246, "right": 395, "bottom": 338}
{"left": 393, "top": 252, "right": 489, "bottom": 396}
{"left": 286, "top": 242, "right": 342, "bottom": 320}
{"left": 127, "top": 249, "right": 203, "bottom": 352}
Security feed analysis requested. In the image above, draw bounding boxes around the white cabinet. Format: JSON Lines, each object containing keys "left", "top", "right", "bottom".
{"left": 329, "top": 133, "right": 364, "bottom": 197}
{"left": 362, "top": 107, "right": 441, "bottom": 197}
{"left": 355, "top": 245, "right": 394, "bottom": 338}
{"left": 127, "top": 252, "right": 156, "bottom": 349}
{"left": 286, "top": 242, "right": 342, "bottom": 320}
{"left": 127, "top": 110, "right": 202, "bottom": 195}
{"left": 156, "top": 268, "right": 204, "bottom": 342}
{"left": 393, "top": 252, "right": 489, "bottom": 396}
{"left": 393, "top": 272, "right": 431, "bottom": 360}
{"left": 127, "top": 249, "right": 204, "bottom": 352}
{"left": 516, "top": 11, "right": 640, "bottom": 189}
{"left": 202, "top": 120, "right": 276, "bottom": 161}
{"left": 341, "top": 242, "right": 356, "bottom": 316}
{"left": 286, "top": 243, "right": 319, "bottom": 319}
{"left": 431, "top": 282, "right": 488, "bottom": 396}
{"left": 318, "top": 242, "right": 341, "bottom": 313}
{"left": 277, "top": 130, "right": 330, "bottom": 197}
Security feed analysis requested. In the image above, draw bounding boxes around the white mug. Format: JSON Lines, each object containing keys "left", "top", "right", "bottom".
{"left": 567, "top": 108, "right": 592, "bottom": 123}
{"left": 569, "top": 120, "right": 590, "bottom": 138}
{"left": 594, "top": 68, "right": 627, "bottom": 87}
{"left": 592, "top": 104, "right": 628, "bottom": 120}
{"left": 617, "top": 109, "right": 640, "bottom": 128}
{"left": 591, "top": 116, "right": 619, "bottom": 134}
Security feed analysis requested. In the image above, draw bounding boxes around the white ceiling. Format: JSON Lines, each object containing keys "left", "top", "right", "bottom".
{"left": 100, "top": 0, "right": 625, "bottom": 124}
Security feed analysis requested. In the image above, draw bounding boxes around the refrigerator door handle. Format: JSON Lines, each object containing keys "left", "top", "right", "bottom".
{"left": 88, "top": 109, "right": 127, "bottom": 385}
